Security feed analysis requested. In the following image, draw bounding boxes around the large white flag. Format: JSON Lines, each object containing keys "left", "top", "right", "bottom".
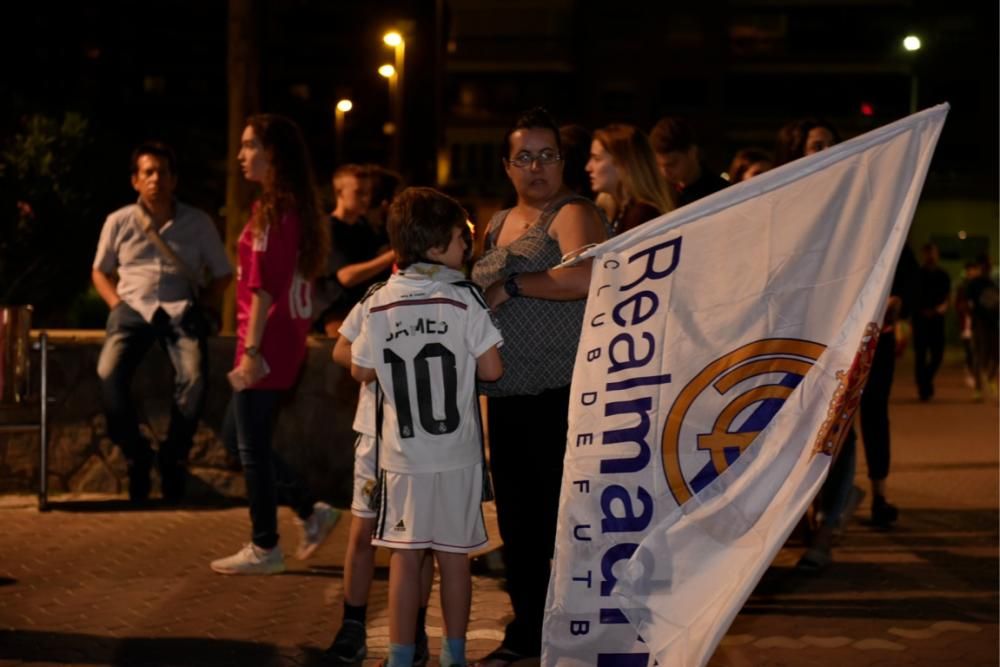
{"left": 542, "top": 105, "right": 948, "bottom": 667}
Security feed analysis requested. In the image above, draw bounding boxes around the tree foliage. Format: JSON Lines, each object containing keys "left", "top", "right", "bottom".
{"left": 0, "top": 113, "right": 103, "bottom": 324}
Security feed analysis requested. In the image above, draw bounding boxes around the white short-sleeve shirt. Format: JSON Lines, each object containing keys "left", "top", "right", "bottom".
{"left": 92, "top": 198, "right": 232, "bottom": 322}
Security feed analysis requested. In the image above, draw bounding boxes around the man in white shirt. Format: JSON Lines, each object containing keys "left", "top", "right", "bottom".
{"left": 92, "top": 141, "right": 232, "bottom": 503}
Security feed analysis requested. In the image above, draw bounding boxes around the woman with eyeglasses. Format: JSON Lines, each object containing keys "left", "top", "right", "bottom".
{"left": 470, "top": 107, "right": 606, "bottom": 666}
{"left": 586, "top": 123, "right": 675, "bottom": 236}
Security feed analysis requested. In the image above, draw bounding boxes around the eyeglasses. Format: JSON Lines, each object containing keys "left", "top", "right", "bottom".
{"left": 506, "top": 150, "right": 562, "bottom": 168}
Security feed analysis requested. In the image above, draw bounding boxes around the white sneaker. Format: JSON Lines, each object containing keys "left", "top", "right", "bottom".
{"left": 211, "top": 542, "right": 285, "bottom": 575}
{"left": 295, "top": 501, "right": 341, "bottom": 560}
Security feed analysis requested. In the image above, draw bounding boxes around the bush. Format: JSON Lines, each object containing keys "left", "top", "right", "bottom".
{"left": 0, "top": 113, "right": 102, "bottom": 325}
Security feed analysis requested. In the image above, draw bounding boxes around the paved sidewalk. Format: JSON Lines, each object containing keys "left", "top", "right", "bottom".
{"left": 0, "top": 357, "right": 996, "bottom": 666}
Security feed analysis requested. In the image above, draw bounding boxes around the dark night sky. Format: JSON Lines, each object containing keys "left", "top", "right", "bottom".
{"left": 1, "top": 0, "right": 996, "bottom": 323}
{"left": 4, "top": 1, "right": 997, "bottom": 197}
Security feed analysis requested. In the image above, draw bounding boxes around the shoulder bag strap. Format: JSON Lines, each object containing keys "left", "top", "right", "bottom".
{"left": 131, "top": 205, "right": 202, "bottom": 295}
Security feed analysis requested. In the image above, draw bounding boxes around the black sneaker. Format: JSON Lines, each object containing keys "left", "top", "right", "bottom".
{"left": 796, "top": 524, "right": 833, "bottom": 573}
{"left": 871, "top": 496, "right": 899, "bottom": 529}
{"left": 159, "top": 460, "right": 188, "bottom": 504}
{"left": 323, "top": 619, "right": 366, "bottom": 664}
{"left": 470, "top": 548, "right": 505, "bottom": 577}
{"left": 414, "top": 628, "right": 429, "bottom": 667}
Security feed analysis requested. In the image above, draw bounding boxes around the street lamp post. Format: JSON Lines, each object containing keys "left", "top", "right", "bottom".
{"left": 383, "top": 31, "right": 405, "bottom": 170}
{"left": 378, "top": 63, "right": 398, "bottom": 163}
{"left": 903, "top": 34, "right": 922, "bottom": 114}
{"left": 334, "top": 98, "right": 352, "bottom": 165}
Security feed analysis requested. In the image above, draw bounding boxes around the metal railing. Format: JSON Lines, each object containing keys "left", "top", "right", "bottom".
{"left": 0, "top": 306, "right": 52, "bottom": 511}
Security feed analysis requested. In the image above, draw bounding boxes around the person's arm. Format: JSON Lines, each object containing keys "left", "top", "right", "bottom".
{"left": 954, "top": 284, "right": 969, "bottom": 319}
{"left": 92, "top": 215, "right": 121, "bottom": 309}
{"left": 336, "top": 250, "right": 395, "bottom": 288}
{"left": 351, "top": 363, "right": 377, "bottom": 383}
{"left": 92, "top": 269, "right": 121, "bottom": 309}
{"left": 935, "top": 275, "right": 951, "bottom": 315}
{"left": 476, "top": 345, "right": 503, "bottom": 381}
{"left": 237, "top": 288, "right": 273, "bottom": 379}
{"left": 332, "top": 333, "right": 353, "bottom": 369}
{"left": 484, "top": 202, "right": 606, "bottom": 310}
{"left": 347, "top": 306, "right": 377, "bottom": 383}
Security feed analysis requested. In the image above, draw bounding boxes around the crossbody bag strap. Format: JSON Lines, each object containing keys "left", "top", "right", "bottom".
{"left": 131, "top": 204, "right": 202, "bottom": 295}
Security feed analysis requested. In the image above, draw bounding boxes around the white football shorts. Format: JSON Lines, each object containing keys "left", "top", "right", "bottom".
{"left": 372, "top": 463, "right": 487, "bottom": 554}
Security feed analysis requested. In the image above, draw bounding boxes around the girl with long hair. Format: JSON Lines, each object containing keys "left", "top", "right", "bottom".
{"left": 211, "top": 113, "right": 340, "bottom": 575}
{"left": 586, "top": 123, "right": 675, "bottom": 236}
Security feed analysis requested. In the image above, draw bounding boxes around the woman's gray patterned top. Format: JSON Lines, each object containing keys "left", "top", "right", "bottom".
{"left": 471, "top": 194, "right": 604, "bottom": 397}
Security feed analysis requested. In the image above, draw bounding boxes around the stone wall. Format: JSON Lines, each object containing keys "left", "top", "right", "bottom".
{"left": 0, "top": 331, "right": 360, "bottom": 505}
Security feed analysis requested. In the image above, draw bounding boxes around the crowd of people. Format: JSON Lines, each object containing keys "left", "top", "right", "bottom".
{"left": 89, "top": 107, "right": 998, "bottom": 667}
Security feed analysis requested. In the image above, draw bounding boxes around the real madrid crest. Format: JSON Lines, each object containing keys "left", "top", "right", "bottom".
{"left": 661, "top": 338, "right": 827, "bottom": 505}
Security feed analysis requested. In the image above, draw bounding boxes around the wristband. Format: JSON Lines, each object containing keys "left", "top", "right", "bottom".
{"left": 245, "top": 345, "right": 260, "bottom": 359}
{"left": 503, "top": 273, "right": 521, "bottom": 299}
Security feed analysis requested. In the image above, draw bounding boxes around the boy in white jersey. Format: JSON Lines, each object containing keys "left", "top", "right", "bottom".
{"left": 349, "top": 187, "right": 503, "bottom": 667}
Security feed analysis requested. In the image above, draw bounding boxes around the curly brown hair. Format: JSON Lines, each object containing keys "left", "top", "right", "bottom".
{"left": 245, "top": 114, "right": 330, "bottom": 280}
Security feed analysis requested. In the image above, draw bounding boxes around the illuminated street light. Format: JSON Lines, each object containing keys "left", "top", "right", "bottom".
{"left": 334, "top": 98, "right": 353, "bottom": 165}
{"left": 378, "top": 62, "right": 399, "bottom": 162}
{"left": 382, "top": 30, "right": 406, "bottom": 170}
{"left": 902, "top": 35, "right": 923, "bottom": 113}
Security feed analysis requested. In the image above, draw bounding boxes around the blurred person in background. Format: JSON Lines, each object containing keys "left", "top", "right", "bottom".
{"left": 912, "top": 242, "right": 950, "bottom": 401}
{"left": 586, "top": 123, "right": 675, "bottom": 236}
{"left": 558, "top": 124, "right": 595, "bottom": 200}
{"left": 955, "top": 260, "right": 982, "bottom": 390}
{"left": 315, "top": 164, "right": 394, "bottom": 337}
{"left": 774, "top": 117, "right": 840, "bottom": 166}
{"left": 365, "top": 164, "right": 404, "bottom": 233}
{"left": 92, "top": 140, "right": 232, "bottom": 504}
{"left": 649, "top": 115, "right": 728, "bottom": 207}
{"left": 965, "top": 254, "right": 999, "bottom": 399}
{"left": 726, "top": 147, "right": 774, "bottom": 183}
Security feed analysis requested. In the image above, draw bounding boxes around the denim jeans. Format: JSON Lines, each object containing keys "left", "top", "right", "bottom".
{"left": 96, "top": 303, "right": 206, "bottom": 466}
{"left": 222, "top": 390, "right": 316, "bottom": 549}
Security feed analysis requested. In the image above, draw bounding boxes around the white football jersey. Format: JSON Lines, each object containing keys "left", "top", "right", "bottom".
{"left": 352, "top": 264, "right": 503, "bottom": 473}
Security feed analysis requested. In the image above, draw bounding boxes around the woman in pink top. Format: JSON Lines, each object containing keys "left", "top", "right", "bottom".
{"left": 211, "top": 114, "right": 340, "bottom": 575}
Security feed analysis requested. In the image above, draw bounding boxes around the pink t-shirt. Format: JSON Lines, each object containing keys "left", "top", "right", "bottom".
{"left": 234, "top": 205, "right": 314, "bottom": 390}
